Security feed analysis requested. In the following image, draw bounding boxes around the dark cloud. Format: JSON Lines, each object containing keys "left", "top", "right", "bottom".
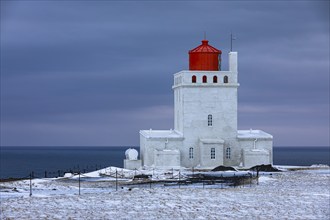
{"left": 1, "top": 1, "right": 329, "bottom": 146}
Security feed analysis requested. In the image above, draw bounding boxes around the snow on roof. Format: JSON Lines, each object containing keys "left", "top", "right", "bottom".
{"left": 156, "top": 149, "right": 180, "bottom": 153}
{"left": 237, "top": 130, "right": 273, "bottom": 139}
{"left": 140, "top": 129, "right": 184, "bottom": 139}
{"left": 200, "top": 138, "right": 225, "bottom": 144}
{"left": 247, "top": 149, "right": 269, "bottom": 152}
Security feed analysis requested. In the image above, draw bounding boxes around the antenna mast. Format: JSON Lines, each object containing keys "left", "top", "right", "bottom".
{"left": 230, "top": 32, "right": 236, "bottom": 51}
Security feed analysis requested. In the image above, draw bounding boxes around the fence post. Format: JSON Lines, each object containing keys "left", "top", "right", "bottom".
{"left": 78, "top": 172, "right": 81, "bottom": 195}
{"left": 250, "top": 173, "right": 252, "bottom": 187}
{"left": 29, "top": 173, "right": 32, "bottom": 196}
{"left": 115, "top": 169, "right": 118, "bottom": 191}
{"left": 179, "top": 170, "right": 181, "bottom": 189}
{"left": 45, "top": 171, "right": 47, "bottom": 178}
{"left": 256, "top": 168, "right": 260, "bottom": 185}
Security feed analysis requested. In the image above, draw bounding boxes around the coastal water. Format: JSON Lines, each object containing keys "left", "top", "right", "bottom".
{"left": 0, "top": 147, "right": 134, "bottom": 179}
{"left": 0, "top": 146, "right": 329, "bottom": 179}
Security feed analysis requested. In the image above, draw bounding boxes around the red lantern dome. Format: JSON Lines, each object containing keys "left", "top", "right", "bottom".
{"left": 189, "top": 40, "right": 222, "bottom": 71}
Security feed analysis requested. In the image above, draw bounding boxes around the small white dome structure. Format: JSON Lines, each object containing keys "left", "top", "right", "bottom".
{"left": 125, "top": 148, "right": 138, "bottom": 160}
{"left": 124, "top": 148, "right": 141, "bottom": 170}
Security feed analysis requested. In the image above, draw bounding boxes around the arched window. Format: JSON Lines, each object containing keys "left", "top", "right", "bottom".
{"left": 224, "top": 75, "right": 228, "bottom": 83}
{"left": 189, "top": 147, "right": 194, "bottom": 159}
{"left": 213, "top": 76, "right": 218, "bottom": 83}
{"left": 202, "top": 75, "right": 207, "bottom": 83}
{"left": 226, "top": 147, "right": 231, "bottom": 159}
{"left": 208, "top": 114, "right": 212, "bottom": 126}
{"left": 211, "top": 148, "right": 215, "bottom": 159}
{"left": 192, "top": 75, "right": 196, "bottom": 83}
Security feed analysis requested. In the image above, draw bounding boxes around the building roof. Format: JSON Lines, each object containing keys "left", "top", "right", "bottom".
{"left": 189, "top": 40, "right": 221, "bottom": 54}
{"left": 140, "top": 129, "right": 184, "bottom": 139}
{"left": 237, "top": 130, "right": 273, "bottom": 139}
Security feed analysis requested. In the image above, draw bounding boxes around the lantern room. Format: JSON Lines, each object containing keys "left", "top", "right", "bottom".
{"left": 189, "top": 40, "right": 222, "bottom": 71}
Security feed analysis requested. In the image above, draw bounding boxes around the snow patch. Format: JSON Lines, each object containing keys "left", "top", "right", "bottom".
{"left": 1, "top": 167, "right": 329, "bottom": 219}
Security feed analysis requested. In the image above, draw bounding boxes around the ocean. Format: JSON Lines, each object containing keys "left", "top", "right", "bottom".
{"left": 0, "top": 146, "right": 329, "bottom": 179}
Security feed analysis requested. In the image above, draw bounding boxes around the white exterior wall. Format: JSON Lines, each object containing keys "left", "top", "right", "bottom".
{"left": 222, "top": 140, "right": 242, "bottom": 167}
{"left": 139, "top": 131, "right": 183, "bottom": 167}
{"left": 154, "top": 150, "right": 181, "bottom": 168}
{"left": 238, "top": 138, "right": 273, "bottom": 166}
{"left": 199, "top": 139, "right": 224, "bottom": 168}
{"left": 242, "top": 150, "right": 270, "bottom": 168}
{"left": 229, "top": 52, "right": 238, "bottom": 72}
{"left": 139, "top": 134, "right": 147, "bottom": 165}
{"left": 124, "top": 159, "right": 142, "bottom": 170}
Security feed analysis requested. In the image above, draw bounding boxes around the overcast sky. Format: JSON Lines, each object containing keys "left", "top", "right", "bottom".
{"left": 1, "top": 1, "right": 329, "bottom": 147}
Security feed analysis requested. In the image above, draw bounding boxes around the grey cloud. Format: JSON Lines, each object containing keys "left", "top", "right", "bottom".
{"left": 1, "top": 1, "right": 329, "bottom": 146}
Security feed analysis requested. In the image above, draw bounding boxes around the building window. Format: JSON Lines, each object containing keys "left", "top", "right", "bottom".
{"left": 226, "top": 147, "right": 231, "bottom": 159}
{"left": 224, "top": 75, "right": 228, "bottom": 83}
{"left": 213, "top": 76, "right": 218, "bottom": 83}
{"left": 203, "top": 75, "right": 207, "bottom": 83}
{"left": 192, "top": 75, "right": 196, "bottom": 83}
{"left": 211, "top": 148, "right": 215, "bottom": 159}
{"left": 189, "top": 147, "right": 194, "bottom": 159}
{"left": 208, "top": 114, "right": 212, "bottom": 126}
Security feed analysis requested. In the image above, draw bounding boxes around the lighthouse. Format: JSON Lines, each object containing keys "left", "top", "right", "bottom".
{"left": 125, "top": 39, "right": 273, "bottom": 169}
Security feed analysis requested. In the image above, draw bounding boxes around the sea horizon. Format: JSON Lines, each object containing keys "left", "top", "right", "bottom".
{"left": 1, "top": 146, "right": 329, "bottom": 179}
{"left": 1, "top": 145, "right": 329, "bottom": 148}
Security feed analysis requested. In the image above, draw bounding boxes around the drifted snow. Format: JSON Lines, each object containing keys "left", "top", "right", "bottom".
{"left": 237, "top": 129, "right": 273, "bottom": 139}
{"left": 0, "top": 167, "right": 329, "bottom": 219}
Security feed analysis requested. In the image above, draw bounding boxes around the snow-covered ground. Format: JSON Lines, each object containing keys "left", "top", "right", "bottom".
{"left": 1, "top": 166, "right": 329, "bottom": 219}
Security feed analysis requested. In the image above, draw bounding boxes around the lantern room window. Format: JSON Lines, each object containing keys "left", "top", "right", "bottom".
{"left": 224, "top": 75, "right": 228, "bottom": 83}
{"left": 213, "top": 76, "right": 218, "bottom": 83}
{"left": 192, "top": 75, "right": 197, "bottom": 83}
{"left": 203, "top": 75, "right": 207, "bottom": 83}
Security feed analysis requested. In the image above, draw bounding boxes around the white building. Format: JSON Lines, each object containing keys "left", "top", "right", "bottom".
{"left": 125, "top": 39, "right": 273, "bottom": 169}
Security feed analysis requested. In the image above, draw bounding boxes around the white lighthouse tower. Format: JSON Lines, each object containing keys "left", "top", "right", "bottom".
{"left": 172, "top": 41, "right": 240, "bottom": 168}
{"left": 126, "top": 39, "right": 273, "bottom": 170}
